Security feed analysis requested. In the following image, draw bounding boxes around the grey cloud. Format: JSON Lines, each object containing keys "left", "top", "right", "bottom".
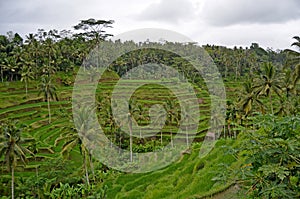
{"left": 0, "top": 0, "right": 129, "bottom": 35}
{"left": 136, "top": 0, "right": 196, "bottom": 23}
{"left": 0, "top": 0, "right": 79, "bottom": 25}
{"left": 0, "top": 0, "right": 115, "bottom": 36}
{"left": 201, "top": 0, "right": 300, "bottom": 26}
{"left": 0, "top": 0, "right": 299, "bottom": 50}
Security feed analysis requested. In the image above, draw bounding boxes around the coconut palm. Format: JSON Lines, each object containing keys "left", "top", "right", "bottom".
{"left": 38, "top": 76, "right": 58, "bottom": 124}
{"left": 163, "top": 99, "right": 180, "bottom": 147}
{"left": 153, "top": 105, "right": 167, "bottom": 145}
{"left": 25, "top": 34, "right": 40, "bottom": 78}
{"left": 254, "top": 62, "right": 282, "bottom": 114}
{"left": 55, "top": 105, "right": 96, "bottom": 185}
{"left": 132, "top": 103, "right": 149, "bottom": 139}
{"left": 281, "top": 69, "right": 294, "bottom": 98}
{"left": 285, "top": 36, "right": 300, "bottom": 88}
{"left": 239, "top": 80, "right": 265, "bottom": 116}
{"left": 127, "top": 100, "right": 136, "bottom": 162}
{"left": 235, "top": 49, "right": 244, "bottom": 81}
{"left": 55, "top": 127, "right": 92, "bottom": 186}
{"left": 110, "top": 99, "right": 136, "bottom": 161}
{"left": 181, "top": 106, "right": 198, "bottom": 147}
{"left": 20, "top": 64, "right": 34, "bottom": 97}
{"left": 43, "top": 38, "right": 57, "bottom": 76}
{"left": 114, "top": 125, "right": 125, "bottom": 152}
{"left": 226, "top": 101, "right": 237, "bottom": 138}
{"left": 102, "top": 106, "right": 116, "bottom": 147}
{"left": 0, "top": 120, "right": 34, "bottom": 199}
{"left": 2, "top": 56, "right": 18, "bottom": 81}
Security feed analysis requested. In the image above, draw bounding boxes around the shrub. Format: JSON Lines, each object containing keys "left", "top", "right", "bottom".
{"left": 238, "top": 115, "right": 300, "bottom": 198}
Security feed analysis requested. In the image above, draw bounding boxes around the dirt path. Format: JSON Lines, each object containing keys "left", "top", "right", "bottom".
{"left": 210, "top": 184, "right": 241, "bottom": 199}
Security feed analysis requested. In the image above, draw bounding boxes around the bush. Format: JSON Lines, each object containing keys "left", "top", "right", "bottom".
{"left": 238, "top": 115, "right": 300, "bottom": 198}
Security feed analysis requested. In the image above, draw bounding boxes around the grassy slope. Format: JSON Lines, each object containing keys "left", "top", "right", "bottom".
{"left": 103, "top": 139, "right": 241, "bottom": 199}
{"left": 0, "top": 74, "right": 243, "bottom": 198}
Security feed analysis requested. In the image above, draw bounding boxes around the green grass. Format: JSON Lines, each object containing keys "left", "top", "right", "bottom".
{"left": 103, "top": 139, "right": 240, "bottom": 199}
{"left": 0, "top": 76, "right": 244, "bottom": 198}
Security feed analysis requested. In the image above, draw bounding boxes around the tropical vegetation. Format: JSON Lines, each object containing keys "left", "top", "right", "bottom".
{"left": 0, "top": 19, "right": 299, "bottom": 198}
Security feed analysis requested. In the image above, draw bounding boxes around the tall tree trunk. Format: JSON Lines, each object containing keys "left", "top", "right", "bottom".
{"left": 97, "top": 45, "right": 100, "bottom": 69}
{"left": 270, "top": 94, "right": 273, "bottom": 114}
{"left": 11, "top": 166, "right": 14, "bottom": 199}
{"left": 47, "top": 94, "right": 51, "bottom": 124}
{"left": 1, "top": 67, "right": 3, "bottom": 82}
{"left": 119, "top": 130, "right": 122, "bottom": 153}
{"left": 89, "top": 154, "right": 95, "bottom": 182}
{"left": 139, "top": 128, "right": 142, "bottom": 139}
{"left": 48, "top": 53, "right": 51, "bottom": 77}
{"left": 84, "top": 152, "right": 90, "bottom": 186}
{"left": 235, "top": 64, "right": 238, "bottom": 81}
{"left": 170, "top": 132, "right": 173, "bottom": 148}
{"left": 110, "top": 126, "right": 113, "bottom": 148}
{"left": 129, "top": 117, "right": 133, "bottom": 162}
{"left": 25, "top": 79, "right": 28, "bottom": 97}
{"left": 227, "top": 123, "right": 231, "bottom": 138}
{"left": 185, "top": 126, "right": 189, "bottom": 147}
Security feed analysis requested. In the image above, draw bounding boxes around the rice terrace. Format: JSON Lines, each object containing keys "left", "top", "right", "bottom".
{"left": 0, "top": 7, "right": 300, "bottom": 199}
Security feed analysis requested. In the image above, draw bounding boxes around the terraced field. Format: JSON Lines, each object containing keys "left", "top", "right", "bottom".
{"left": 103, "top": 139, "right": 241, "bottom": 199}
{"left": 0, "top": 76, "right": 239, "bottom": 198}
{"left": 0, "top": 81, "right": 79, "bottom": 185}
{"left": 95, "top": 78, "right": 213, "bottom": 144}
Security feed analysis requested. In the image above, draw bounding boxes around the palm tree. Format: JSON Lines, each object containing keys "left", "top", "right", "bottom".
{"left": 254, "top": 62, "right": 282, "bottom": 114}
{"left": 20, "top": 64, "right": 34, "bottom": 97}
{"left": 239, "top": 80, "right": 265, "bottom": 116}
{"left": 55, "top": 106, "right": 96, "bottom": 185}
{"left": 163, "top": 99, "right": 180, "bottom": 147}
{"left": 38, "top": 76, "right": 58, "bottom": 124}
{"left": 111, "top": 99, "right": 136, "bottom": 161}
{"left": 285, "top": 36, "right": 300, "bottom": 88}
{"left": 2, "top": 56, "right": 18, "bottom": 82}
{"left": 43, "top": 38, "right": 57, "bottom": 77}
{"left": 235, "top": 49, "right": 244, "bottom": 81}
{"left": 55, "top": 127, "right": 92, "bottom": 186}
{"left": 0, "top": 35, "right": 9, "bottom": 82}
{"left": 210, "top": 109, "right": 225, "bottom": 139}
{"left": 0, "top": 120, "right": 34, "bottom": 199}
{"left": 132, "top": 103, "right": 149, "bottom": 139}
{"left": 103, "top": 106, "right": 116, "bottom": 148}
{"left": 154, "top": 105, "right": 167, "bottom": 145}
{"left": 115, "top": 125, "right": 125, "bottom": 152}
{"left": 276, "top": 71, "right": 300, "bottom": 116}
{"left": 0, "top": 61, "right": 7, "bottom": 82}
{"left": 226, "top": 101, "right": 237, "bottom": 138}
{"left": 222, "top": 55, "right": 231, "bottom": 79}
{"left": 127, "top": 100, "right": 135, "bottom": 162}
{"left": 25, "top": 34, "right": 40, "bottom": 78}
{"left": 181, "top": 106, "right": 198, "bottom": 147}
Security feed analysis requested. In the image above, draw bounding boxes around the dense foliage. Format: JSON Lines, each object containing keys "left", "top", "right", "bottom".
{"left": 238, "top": 115, "right": 300, "bottom": 198}
{"left": 0, "top": 18, "right": 299, "bottom": 198}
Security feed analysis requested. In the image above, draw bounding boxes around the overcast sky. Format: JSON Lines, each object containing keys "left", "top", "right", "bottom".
{"left": 0, "top": 0, "right": 300, "bottom": 50}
